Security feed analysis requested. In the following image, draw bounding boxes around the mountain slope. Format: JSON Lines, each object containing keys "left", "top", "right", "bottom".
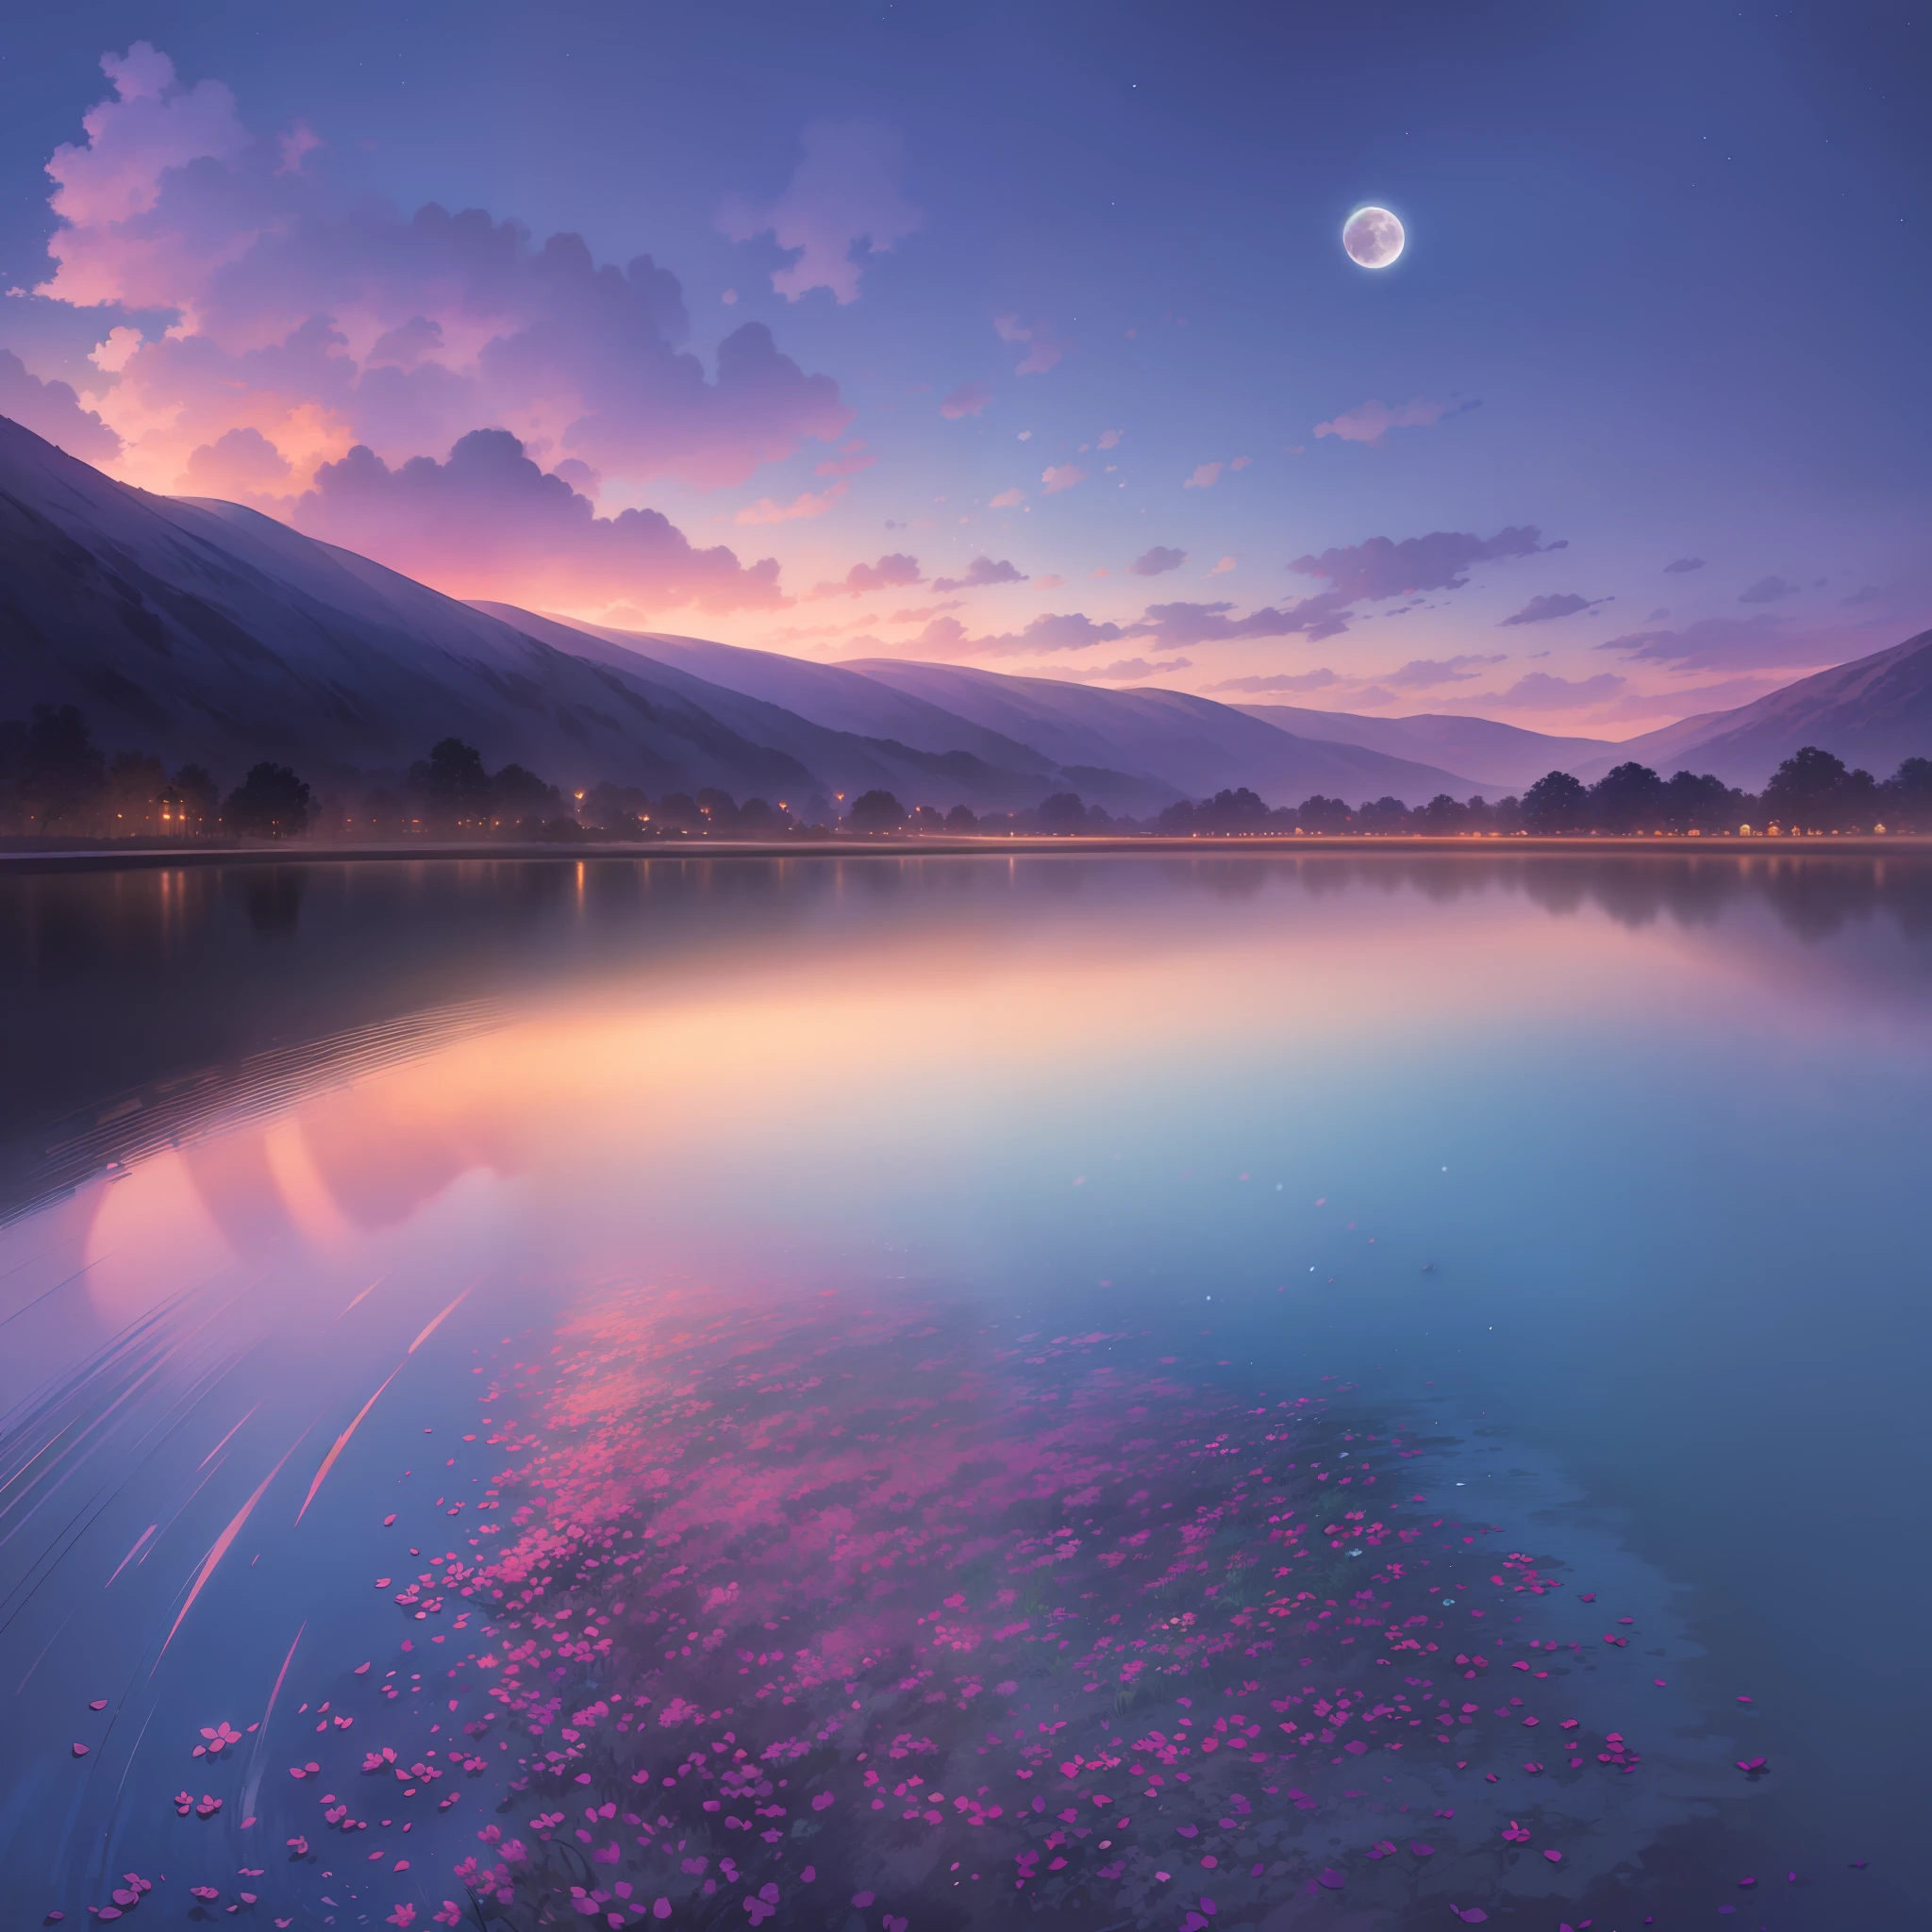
{"left": 0, "top": 413, "right": 830, "bottom": 795}
{"left": 471, "top": 604, "right": 1125, "bottom": 811}
{"left": 1567, "top": 632, "right": 1932, "bottom": 787}
{"left": 1234, "top": 704, "right": 1611, "bottom": 794}
{"left": 840, "top": 659, "right": 1491, "bottom": 804}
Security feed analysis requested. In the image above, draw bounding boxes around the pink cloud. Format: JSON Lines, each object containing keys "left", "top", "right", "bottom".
{"left": 30, "top": 45, "right": 850, "bottom": 499}
{"left": 734, "top": 481, "right": 847, "bottom": 525}
{"left": 813, "top": 439, "right": 875, "bottom": 477}
{"left": 717, "top": 121, "right": 923, "bottom": 305}
{"left": 1183, "top": 462, "right": 1222, "bottom": 489}
{"left": 810, "top": 553, "right": 923, "bottom": 598}
{"left": 940, "top": 379, "right": 991, "bottom": 419}
{"left": 1041, "top": 463, "right": 1086, "bottom": 494}
{"left": 988, "top": 486, "right": 1025, "bottom": 508}
{"left": 294, "top": 428, "right": 784, "bottom": 616}
{"left": 1312, "top": 397, "right": 1453, "bottom": 445}
{"left": 992, "top": 315, "right": 1071, "bottom": 375}
{"left": 0, "top": 347, "right": 121, "bottom": 461}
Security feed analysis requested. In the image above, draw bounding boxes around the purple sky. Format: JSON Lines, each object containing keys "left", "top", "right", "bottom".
{"left": 0, "top": 2, "right": 1926, "bottom": 735}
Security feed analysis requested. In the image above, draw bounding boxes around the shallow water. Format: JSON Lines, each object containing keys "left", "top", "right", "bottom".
{"left": 0, "top": 851, "right": 1926, "bottom": 1930}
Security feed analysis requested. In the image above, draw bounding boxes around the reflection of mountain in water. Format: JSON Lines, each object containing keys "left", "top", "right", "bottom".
{"left": 4, "top": 851, "right": 1929, "bottom": 1222}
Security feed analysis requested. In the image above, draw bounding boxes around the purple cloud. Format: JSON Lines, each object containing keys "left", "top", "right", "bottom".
{"left": 1452, "top": 671, "right": 1626, "bottom": 711}
{"left": 295, "top": 428, "right": 783, "bottom": 616}
{"left": 30, "top": 45, "right": 852, "bottom": 503}
{"left": 993, "top": 315, "right": 1072, "bottom": 375}
{"left": 1291, "top": 526, "right": 1548, "bottom": 600}
{"left": 1500, "top": 592, "right": 1607, "bottom": 625}
{"left": 1129, "top": 546, "right": 1188, "bottom": 576}
{"left": 1054, "top": 657, "right": 1195, "bottom": 682}
{"left": 1204, "top": 669, "right": 1343, "bottom": 694}
{"left": 717, "top": 121, "right": 923, "bottom": 304}
{"left": 930, "top": 555, "right": 1027, "bottom": 591}
{"left": 1662, "top": 556, "right": 1706, "bottom": 574}
{"left": 0, "top": 348, "right": 121, "bottom": 462}
{"left": 1381, "top": 654, "right": 1506, "bottom": 687}
{"left": 1312, "top": 396, "right": 1472, "bottom": 445}
{"left": 1739, "top": 575, "right": 1800, "bottom": 604}
{"left": 1594, "top": 612, "right": 1835, "bottom": 670}
{"left": 940, "top": 379, "right": 991, "bottom": 419}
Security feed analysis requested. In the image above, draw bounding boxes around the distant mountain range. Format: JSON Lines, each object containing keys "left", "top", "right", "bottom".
{"left": 3, "top": 411, "right": 1927, "bottom": 809}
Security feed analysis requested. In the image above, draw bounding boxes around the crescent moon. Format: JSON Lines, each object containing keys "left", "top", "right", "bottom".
{"left": 1342, "top": 207, "right": 1406, "bottom": 269}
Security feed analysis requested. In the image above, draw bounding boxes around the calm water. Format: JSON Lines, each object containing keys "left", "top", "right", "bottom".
{"left": 1, "top": 852, "right": 1926, "bottom": 1931}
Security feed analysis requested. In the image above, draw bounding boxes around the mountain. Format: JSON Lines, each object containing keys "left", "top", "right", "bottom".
{"left": 837, "top": 659, "right": 1490, "bottom": 804}
{"left": 1566, "top": 632, "right": 1932, "bottom": 787}
{"left": 0, "top": 412, "right": 839, "bottom": 797}
{"left": 1233, "top": 704, "right": 1612, "bottom": 794}
{"left": 468, "top": 605, "right": 1125, "bottom": 812}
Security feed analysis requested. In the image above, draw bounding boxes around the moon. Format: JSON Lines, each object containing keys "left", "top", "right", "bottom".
{"left": 1342, "top": 206, "right": 1405, "bottom": 269}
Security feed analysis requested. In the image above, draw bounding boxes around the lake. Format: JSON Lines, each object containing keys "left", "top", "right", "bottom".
{"left": 1, "top": 850, "right": 1925, "bottom": 1931}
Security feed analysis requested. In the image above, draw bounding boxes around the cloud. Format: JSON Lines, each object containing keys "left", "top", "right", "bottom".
{"left": 1312, "top": 396, "right": 1461, "bottom": 445}
{"left": 735, "top": 482, "right": 847, "bottom": 524}
{"left": 1452, "top": 671, "right": 1627, "bottom": 712}
{"left": 183, "top": 423, "right": 292, "bottom": 494}
{"left": 295, "top": 428, "right": 782, "bottom": 615}
{"left": 905, "top": 611, "right": 1127, "bottom": 658}
{"left": 931, "top": 555, "right": 1027, "bottom": 591}
{"left": 1051, "top": 657, "right": 1194, "bottom": 682}
{"left": 1203, "top": 669, "right": 1342, "bottom": 695}
{"left": 992, "top": 315, "right": 1071, "bottom": 375}
{"left": 940, "top": 379, "right": 991, "bottom": 419}
{"left": 1739, "top": 574, "right": 1800, "bottom": 604}
{"left": 813, "top": 439, "right": 875, "bottom": 477}
{"left": 1129, "top": 545, "right": 1188, "bottom": 576}
{"left": 716, "top": 121, "right": 922, "bottom": 304}
{"left": 1041, "top": 463, "right": 1086, "bottom": 493}
{"left": 1208, "top": 555, "right": 1236, "bottom": 575}
{"left": 1662, "top": 557, "right": 1706, "bottom": 574}
{"left": 1183, "top": 462, "right": 1222, "bottom": 490}
{"left": 987, "top": 486, "right": 1026, "bottom": 508}
{"left": 32, "top": 44, "right": 850, "bottom": 504}
{"left": 1131, "top": 598, "right": 1353, "bottom": 647}
{"left": 1291, "top": 525, "right": 1547, "bottom": 601}
{"left": 1593, "top": 612, "right": 1835, "bottom": 670}
{"left": 1500, "top": 591, "right": 1607, "bottom": 625}
{"left": 0, "top": 347, "right": 122, "bottom": 461}
{"left": 885, "top": 600, "right": 961, "bottom": 624}
{"left": 1097, "top": 429, "right": 1122, "bottom": 450}
{"left": 812, "top": 552, "right": 922, "bottom": 597}
{"left": 1381, "top": 654, "right": 1506, "bottom": 688}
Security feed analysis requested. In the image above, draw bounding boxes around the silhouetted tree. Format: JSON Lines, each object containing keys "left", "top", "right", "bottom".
{"left": 170, "top": 763, "right": 220, "bottom": 835}
{"left": 223, "top": 762, "right": 312, "bottom": 839}
{"left": 1661, "top": 769, "right": 1739, "bottom": 833}
{"left": 1414, "top": 793, "right": 1469, "bottom": 831}
{"left": 847, "top": 789, "right": 907, "bottom": 832}
{"left": 944, "top": 804, "right": 979, "bottom": 831}
{"left": 908, "top": 804, "right": 947, "bottom": 833}
{"left": 20, "top": 703, "right": 106, "bottom": 830}
{"left": 1294, "top": 792, "right": 1352, "bottom": 833}
{"left": 1761, "top": 745, "right": 1870, "bottom": 830}
{"left": 583, "top": 782, "right": 649, "bottom": 833}
{"left": 655, "top": 791, "right": 702, "bottom": 831}
{"left": 102, "top": 750, "right": 168, "bottom": 835}
{"left": 1590, "top": 761, "right": 1668, "bottom": 832}
{"left": 1523, "top": 769, "right": 1590, "bottom": 832}
{"left": 1036, "top": 791, "right": 1089, "bottom": 833}
{"left": 492, "top": 762, "right": 564, "bottom": 824}
{"left": 1882, "top": 757, "right": 1932, "bottom": 830}
{"left": 409, "top": 738, "right": 493, "bottom": 824}
{"left": 1357, "top": 795, "right": 1411, "bottom": 832}
{"left": 696, "top": 787, "right": 740, "bottom": 828}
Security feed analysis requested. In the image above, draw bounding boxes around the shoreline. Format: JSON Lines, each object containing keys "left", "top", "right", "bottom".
{"left": 3, "top": 831, "right": 1929, "bottom": 874}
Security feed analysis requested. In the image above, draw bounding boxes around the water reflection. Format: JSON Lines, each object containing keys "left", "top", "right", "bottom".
{"left": 0, "top": 852, "right": 1927, "bottom": 1926}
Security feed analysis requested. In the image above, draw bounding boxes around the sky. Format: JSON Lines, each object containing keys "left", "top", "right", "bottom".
{"left": 0, "top": 0, "right": 1926, "bottom": 738}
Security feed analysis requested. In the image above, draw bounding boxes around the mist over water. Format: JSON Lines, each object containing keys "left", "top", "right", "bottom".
{"left": 1, "top": 852, "right": 1926, "bottom": 1928}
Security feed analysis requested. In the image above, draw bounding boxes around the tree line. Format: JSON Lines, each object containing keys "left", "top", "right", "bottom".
{"left": 4, "top": 704, "right": 1929, "bottom": 842}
